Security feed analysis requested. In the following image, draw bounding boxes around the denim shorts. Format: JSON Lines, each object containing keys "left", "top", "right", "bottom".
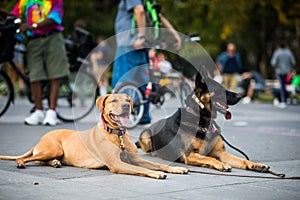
{"left": 112, "top": 46, "right": 149, "bottom": 88}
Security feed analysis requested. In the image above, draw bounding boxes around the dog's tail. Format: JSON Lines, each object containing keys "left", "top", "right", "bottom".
{"left": 0, "top": 149, "right": 33, "bottom": 161}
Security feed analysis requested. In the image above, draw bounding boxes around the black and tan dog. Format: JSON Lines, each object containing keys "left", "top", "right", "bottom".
{"left": 0, "top": 94, "right": 188, "bottom": 179}
{"left": 138, "top": 71, "right": 270, "bottom": 172}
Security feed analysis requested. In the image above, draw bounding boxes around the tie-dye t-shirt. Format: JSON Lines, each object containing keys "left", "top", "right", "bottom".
{"left": 11, "top": 0, "right": 64, "bottom": 36}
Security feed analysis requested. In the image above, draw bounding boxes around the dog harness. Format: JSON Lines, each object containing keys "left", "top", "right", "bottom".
{"left": 192, "top": 94, "right": 204, "bottom": 109}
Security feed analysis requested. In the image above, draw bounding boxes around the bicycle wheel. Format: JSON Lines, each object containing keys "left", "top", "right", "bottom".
{"left": 180, "top": 81, "right": 192, "bottom": 106}
{"left": 56, "top": 70, "right": 98, "bottom": 122}
{"left": 113, "top": 82, "right": 145, "bottom": 129}
{"left": 0, "top": 70, "right": 13, "bottom": 117}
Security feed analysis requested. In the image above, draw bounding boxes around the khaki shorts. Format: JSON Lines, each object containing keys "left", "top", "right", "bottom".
{"left": 222, "top": 73, "right": 238, "bottom": 92}
{"left": 27, "top": 32, "right": 70, "bottom": 82}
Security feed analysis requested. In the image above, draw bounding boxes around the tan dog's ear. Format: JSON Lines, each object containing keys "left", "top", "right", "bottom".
{"left": 96, "top": 94, "right": 110, "bottom": 112}
{"left": 128, "top": 96, "right": 134, "bottom": 112}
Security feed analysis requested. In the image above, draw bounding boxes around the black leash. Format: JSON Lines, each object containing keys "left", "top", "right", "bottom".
{"left": 189, "top": 169, "right": 300, "bottom": 180}
{"left": 212, "top": 120, "right": 249, "bottom": 160}
{"left": 209, "top": 120, "right": 300, "bottom": 180}
{"left": 220, "top": 134, "right": 249, "bottom": 160}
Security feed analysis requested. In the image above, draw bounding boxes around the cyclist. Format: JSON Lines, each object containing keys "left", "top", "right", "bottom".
{"left": 112, "top": 0, "right": 181, "bottom": 124}
{"left": 0, "top": 0, "right": 70, "bottom": 126}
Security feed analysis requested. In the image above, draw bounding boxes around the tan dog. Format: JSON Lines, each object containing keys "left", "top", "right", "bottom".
{"left": 0, "top": 94, "right": 188, "bottom": 179}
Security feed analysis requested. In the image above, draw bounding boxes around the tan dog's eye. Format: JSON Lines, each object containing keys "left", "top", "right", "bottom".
{"left": 111, "top": 99, "right": 118, "bottom": 103}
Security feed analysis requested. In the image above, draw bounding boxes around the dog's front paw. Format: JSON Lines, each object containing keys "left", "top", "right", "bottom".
{"left": 250, "top": 163, "right": 270, "bottom": 172}
{"left": 148, "top": 171, "right": 167, "bottom": 179}
{"left": 167, "top": 166, "right": 189, "bottom": 174}
{"left": 216, "top": 163, "right": 232, "bottom": 172}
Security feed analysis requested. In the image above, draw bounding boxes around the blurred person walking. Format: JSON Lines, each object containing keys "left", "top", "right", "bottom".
{"left": 216, "top": 43, "right": 241, "bottom": 93}
{"left": 91, "top": 36, "right": 113, "bottom": 96}
{"left": 271, "top": 43, "right": 296, "bottom": 108}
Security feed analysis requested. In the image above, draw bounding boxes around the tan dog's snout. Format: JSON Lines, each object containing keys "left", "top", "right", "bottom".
{"left": 122, "top": 103, "right": 131, "bottom": 112}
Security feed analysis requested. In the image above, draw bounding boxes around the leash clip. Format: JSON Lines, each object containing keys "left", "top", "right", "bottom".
{"left": 119, "top": 135, "right": 125, "bottom": 150}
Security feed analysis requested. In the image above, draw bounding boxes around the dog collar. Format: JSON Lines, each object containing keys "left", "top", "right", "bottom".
{"left": 100, "top": 114, "right": 126, "bottom": 136}
{"left": 192, "top": 94, "right": 204, "bottom": 109}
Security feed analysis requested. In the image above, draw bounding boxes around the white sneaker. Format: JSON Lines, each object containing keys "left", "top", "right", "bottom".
{"left": 278, "top": 102, "right": 287, "bottom": 109}
{"left": 43, "top": 109, "right": 58, "bottom": 126}
{"left": 24, "top": 110, "right": 45, "bottom": 125}
{"left": 273, "top": 98, "right": 280, "bottom": 106}
{"left": 242, "top": 97, "right": 251, "bottom": 104}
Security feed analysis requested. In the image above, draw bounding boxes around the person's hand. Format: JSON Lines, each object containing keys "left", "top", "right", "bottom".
{"left": 133, "top": 37, "right": 146, "bottom": 50}
{"left": 19, "top": 23, "right": 32, "bottom": 33}
{"left": 174, "top": 34, "right": 182, "bottom": 50}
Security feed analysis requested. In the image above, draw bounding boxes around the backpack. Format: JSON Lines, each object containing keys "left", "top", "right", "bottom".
{"left": 131, "top": 0, "right": 162, "bottom": 40}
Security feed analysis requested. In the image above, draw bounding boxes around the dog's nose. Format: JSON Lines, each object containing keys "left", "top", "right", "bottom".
{"left": 122, "top": 104, "right": 130, "bottom": 110}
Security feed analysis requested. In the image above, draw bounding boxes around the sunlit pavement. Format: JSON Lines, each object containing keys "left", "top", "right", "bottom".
{"left": 0, "top": 98, "right": 299, "bottom": 200}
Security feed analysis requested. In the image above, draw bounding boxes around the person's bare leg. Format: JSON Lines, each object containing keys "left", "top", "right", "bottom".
{"left": 30, "top": 81, "right": 43, "bottom": 110}
{"left": 49, "top": 79, "right": 60, "bottom": 110}
{"left": 247, "top": 83, "right": 254, "bottom": 99}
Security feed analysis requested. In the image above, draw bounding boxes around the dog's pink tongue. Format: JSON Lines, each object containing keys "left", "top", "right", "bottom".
{"left": 119, "top": 116, "right": 130, "bottom": 127}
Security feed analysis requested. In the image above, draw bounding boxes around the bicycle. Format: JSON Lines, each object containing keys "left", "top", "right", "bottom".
{"left": 113, "top": 33, "right": 200, "bottom": 128}
{"left": 0, "top": 16, "right": 99, "bottom": 122}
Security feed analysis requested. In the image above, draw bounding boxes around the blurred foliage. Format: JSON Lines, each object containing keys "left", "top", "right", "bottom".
{"left": 1, "top": 0, "right": 299, "bottom": 78}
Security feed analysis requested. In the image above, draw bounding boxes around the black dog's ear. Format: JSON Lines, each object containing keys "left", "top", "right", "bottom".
{"left": 195, "top": 72, "right": 205, "bottom": 89}
{"left": 226, "top": 90, "right": 242, "bottom": 105}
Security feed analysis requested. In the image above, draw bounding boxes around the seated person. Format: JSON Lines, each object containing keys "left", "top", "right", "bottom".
{"left": 238, "top": 71, "right": 266, "bottom": 104}
{"left": 158, "top": 52, "right": 173, "bottom": 75}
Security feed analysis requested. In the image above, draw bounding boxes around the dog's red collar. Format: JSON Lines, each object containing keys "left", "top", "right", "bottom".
{"left": 100, "top": 114, "right": 126, "bottom": 136}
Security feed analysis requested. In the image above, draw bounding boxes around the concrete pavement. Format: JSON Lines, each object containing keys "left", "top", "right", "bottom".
{"left": 0, "top": 98, "right": 300, "bottom": 200}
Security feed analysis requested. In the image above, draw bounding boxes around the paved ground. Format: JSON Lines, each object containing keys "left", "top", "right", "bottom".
{"left": 0, "top": 97, "right": 300, "bottom": 200}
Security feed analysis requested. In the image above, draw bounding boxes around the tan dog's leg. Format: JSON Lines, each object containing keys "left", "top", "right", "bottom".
{"left": 209, "top": 137, "right": 269, "bottom": 172}
{"left": 185, "top": 152, "right": 232, "bottom": 172}
{"left": 99, "top": 144, "right": 168, "bottom": 179}
{"left": 128, "top": 153, "right": 188, "bottom": 174}
{"left": 16, "top": 138, "right": 64, "bottom": 168}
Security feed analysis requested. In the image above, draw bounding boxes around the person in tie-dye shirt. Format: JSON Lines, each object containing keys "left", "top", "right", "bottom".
{"left": 1, "top": 0, "right": 70, "bottom": 126}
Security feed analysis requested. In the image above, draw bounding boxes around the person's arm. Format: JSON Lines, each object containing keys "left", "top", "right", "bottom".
{"left": 133, "top": 4, "right": 146, "bottom": 49}
{"left": 134, "top": 4, "right": 146, "bottom": 36}
{"left": 270, "top": 50, "right": 278, "bottom": 67}
{"left": 18, "top": 18, "right": 56, "bottom": 34}
{"left": 289, "top": 50, "right": 296, "bottom": 66}
{"left": 160, "top": 14, "right": 181, "bottom": 50}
